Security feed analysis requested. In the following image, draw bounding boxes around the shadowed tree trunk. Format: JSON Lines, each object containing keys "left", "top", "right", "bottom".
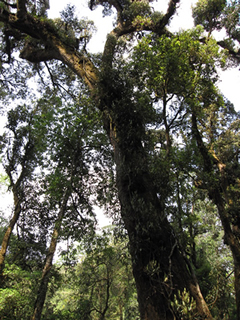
{"left": 0, "top": 1, "right": 215, "bottom": 318}
{"left": 108, "top": 107, "right": 212, "bottom": 320}
{"left": 98, "top": 39, "right": 213, "bottom": 317}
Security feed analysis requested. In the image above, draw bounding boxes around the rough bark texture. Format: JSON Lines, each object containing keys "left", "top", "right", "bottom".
{"left": 0, "top": 1, "right": 214, "bottom": 319}
{"left": 215, "top": 197, "right": 240, "bottom": 320}
{"left": 99, "top": 44, "right": 212, "bottom": 316}
{"left": 103, "top": 106, "right": 212, "bottom": 320}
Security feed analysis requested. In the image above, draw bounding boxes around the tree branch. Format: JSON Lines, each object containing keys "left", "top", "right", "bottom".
{"left": 1, "top": 0, "right": 17, "bottom": 9}
{"left": 17, "top": 0, "right": 27, "bottom": 19}
{"left": 159, "top": 0, "right": 180, "bottom": 28}
{"left": 0, "top": 0, "right": 179, "bottom": 90}
{"left": 217, "top": 40, "right": 240, "bottom": 64}
{"left": 19, "top": 43, "right": 61, "bottom": 62}
{"left": 97, "top": 0, "right": 123, "bottom": 13}
{"left": 0, "top": 11, "right": 99, "bottom": 90}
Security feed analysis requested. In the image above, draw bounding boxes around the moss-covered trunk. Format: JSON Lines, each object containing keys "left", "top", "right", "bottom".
{"left": 0, "top": 6, "right": 214, "bottom": 318}
{"left": 215, "top": 199, "right": 240, "bottom": 320}
{"left": 111, "top": 122, "right": 212, "bottom": 320}
{"left": 99, "top": 68, "right": 212, "bottom": 318}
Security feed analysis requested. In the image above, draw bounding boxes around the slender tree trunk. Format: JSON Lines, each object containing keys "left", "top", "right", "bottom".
{"left": 0, "top": 189, "right": 21, "bottom": 285}
{"left": 214, "top": 197, "right": 240, "bottom": 320}
{"left": 32, "top": 190, "right": 70, "bottom": 320}
{"left": 99, "top": 268, "right": 111, "bottom": 320}
{"left": 192, "top": 111, "right": 240, "bottom": 319}
{"left": 0, "top": 135, "right": 35, "bottom": 285}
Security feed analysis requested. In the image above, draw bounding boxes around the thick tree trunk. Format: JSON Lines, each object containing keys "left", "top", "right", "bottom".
{"left": 0, "top": 5, "right": 213, "bottom": 317}
{"left": 32, "top": 190, "right": 69, "bottom": 320}
{"left": 0, "top": 189, "right": 21, "bottom": 285}
{"left": 113, "top": 141, "right": 212, "bottom": 320}
{"left": 99, "top": 78, "right": 213, "bottom": 318}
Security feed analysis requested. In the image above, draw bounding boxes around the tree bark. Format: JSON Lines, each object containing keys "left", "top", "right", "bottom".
{"left": 32, "top": 190, "right": 70, "bottom": 320}
{"left": 0, "top": 3, "right": 213, "bottom": 318}
{"left": 192, "top": 111, "right": 240, "bottom": 320}
{"left": 214, "top": 196, "right": 240, "bottom": 320}
{"left": 112, "top": 130, "right": 212, "bottom": 320}
{"left": 0, "top": 189, "right": 21, "bottom": 285}
{"left": 98, "top": 61, "right": 212, "bottom": 318}
{"left": 0, "top": 139, "right": 35, "bottom": 285}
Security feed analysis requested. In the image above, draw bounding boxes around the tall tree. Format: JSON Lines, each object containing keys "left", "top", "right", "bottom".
{"left": 191, "top": 2, "right": 240, "bottom": 317}
{"left": 32, "top": 95, "right": 100, "bottom": 320}
{"left": 0, "top": 0, "right": 239, "bottom": 318}
{"left": 0, "top": 103, "right": 47, "bottom": 283}
{"left": 189, "top": 95, "right": 240, "bottom": 319}
{"left": 128, "top": 15, "right": 240, "bottom": 316}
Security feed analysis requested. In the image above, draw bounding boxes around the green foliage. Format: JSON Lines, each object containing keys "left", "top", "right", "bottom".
{"left": 44, "top": 231, "right": 139, "bottom": 319}
{"left": 223, "top": 1, "right": 240, "bottom": 42}
{"left": 0, "top": 56, "right": 112, "bottom": 317}
{"left": 122, "top": 0, "right": 152, "bottom": 24}
{"left": 0, "top": 263, "right": 41, "bottom": 319}
{"left": 52, "top": 4, "right": 96, "bottom": 49}
{"left": 192, "top": 0, "right": 226, "bottom": 32}
{"left": 131, "top": 27, "right": 225, "bottom": 102}
{"left": 193, "top": 0, "right": 240, "bottom": 62}
{"left": 193, "top": 200, "right": 236, "bottom": 319}
{"left": 1, "top": 0, "right": 240, "bottom": 318}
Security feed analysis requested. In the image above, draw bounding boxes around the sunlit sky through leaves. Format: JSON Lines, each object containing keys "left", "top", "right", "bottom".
{"left": 0, "top": 0, "right": 239, "bottom": 229}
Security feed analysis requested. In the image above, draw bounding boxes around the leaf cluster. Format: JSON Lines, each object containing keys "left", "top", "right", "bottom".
{"left": 192, "top": 0, "right": 226, "bottom": 32}
{"left": 45, "top": 231, "right": 139, "bottom": 320}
